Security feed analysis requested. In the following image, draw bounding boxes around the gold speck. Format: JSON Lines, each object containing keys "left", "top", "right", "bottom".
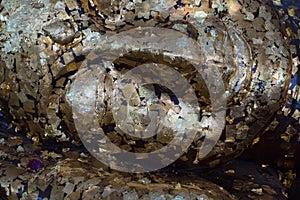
{"left": 0, "top": 82, "right": 10, "bottom": 90}
{"left": 225, "top": 116, "right": 234, "bottom": 124}
{"left": 32, "top": 136, "right": 40, "bottom": 146}
{"left": 180, "top": 155, "right": 189, "bottom": 161}
{"left": 286, "top": 27, "right": 293, "bottom": 37}
{"left": 62, "top": 148, "right": 70, "bottom": 152}
{"left": 224, "top": 169, "right": 235, "bottom": 174}
{"left": 288, "top": 7, "right": 295, "bottom": 17}
{"left": 252, "top": 137, "right": 260, "bottom": 145}
{"left": 272, "top": 0, "right": 282, "bottom": 6}
{"left": 280, "top": 134, "right": 291, "bottom": 142}
{"left": 225, "top": 137, "right": 235, "bottom": 143}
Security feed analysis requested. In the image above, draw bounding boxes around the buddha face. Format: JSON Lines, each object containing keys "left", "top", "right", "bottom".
{"left": 0, "top": 0, "right": 291, "bottom": 171}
